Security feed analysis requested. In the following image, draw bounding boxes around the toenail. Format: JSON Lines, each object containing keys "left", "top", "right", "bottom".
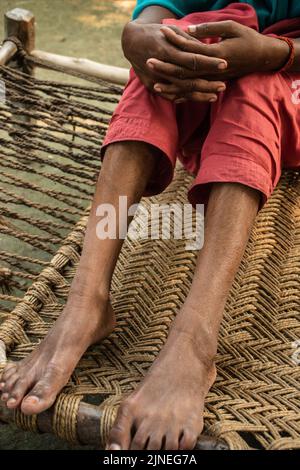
{"left": 1, "top": 393, "right": 8, "bottom": 401}
{"left": 0, "top": 382, "right": 5, "bottom": 389}
{"left": 24, "top": 396, "right": 39, "bottom": 404}
{"left": 7, "top": 398, "right": 17, "bottom": 407}
{"left": 107, "top": 444, "right": 121, "bottom": 451}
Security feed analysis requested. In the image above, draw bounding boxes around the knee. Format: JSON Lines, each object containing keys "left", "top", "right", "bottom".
{"left": 228, "top": 72, "right": 283, "bottom": 99}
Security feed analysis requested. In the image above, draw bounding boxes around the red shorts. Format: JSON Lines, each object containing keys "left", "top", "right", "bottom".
{"left": 102, "top": 3, "right": 300, "bottom": 208}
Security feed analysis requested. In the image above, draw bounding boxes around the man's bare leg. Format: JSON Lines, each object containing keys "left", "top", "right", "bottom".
{"left": 107, "top": 183, "right": 260, "bottom": 450}
{"left": 0, "top": 141, "right": 159, "bottom": 415}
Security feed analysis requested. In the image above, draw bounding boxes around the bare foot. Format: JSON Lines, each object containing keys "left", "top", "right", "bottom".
{"left": 106, "top": 326, "right": 216, "bottom": 450}
{"left": 0, "top": 290, "right": 115, "bottom": 415}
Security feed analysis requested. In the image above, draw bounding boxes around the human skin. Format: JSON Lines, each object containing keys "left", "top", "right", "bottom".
{"left": 149, "top": 21, "right": 292, "bottom": 101}
{"left": 122, "top": 6, "right": 292, "bottom": 102}
{"left": 122, "top": 6, "right": 228, "bottom": 102}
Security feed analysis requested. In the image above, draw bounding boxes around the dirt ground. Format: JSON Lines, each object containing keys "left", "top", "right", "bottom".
{"left": 0, "top": 0, "right": 134, "bottom": 450}
{"left": 0, "top": 0, "right": 134, "bottom": 66}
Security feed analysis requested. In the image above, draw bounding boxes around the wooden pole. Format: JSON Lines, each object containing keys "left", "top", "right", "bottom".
{"left": 30, "top": 49, "right": 129, "bottom": 86}
{"left": 0, "top": 41, "right": 17, "bottom": 66}
{"left": 3, "top": 9, "right": 35, "bottom": 129}
{"left": 4, "top": 8, "right": 35, "bottom": 57}
{"left": 0, "top": 340, "right": 7, "bottom": 365}
{"left": 0, "top": 397, "right": 228, "bottom": 449}
{"left": 3, "top": 8, "right": 129, "bottom": 85}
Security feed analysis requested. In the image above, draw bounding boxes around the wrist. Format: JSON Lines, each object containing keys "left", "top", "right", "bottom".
{"left": 262, "top": 36, "right": 290, "bottom": 72}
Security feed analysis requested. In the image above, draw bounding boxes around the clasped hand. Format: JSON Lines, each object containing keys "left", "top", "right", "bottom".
{"left": 122, "top": 20, "right": 287, "bottom": 102}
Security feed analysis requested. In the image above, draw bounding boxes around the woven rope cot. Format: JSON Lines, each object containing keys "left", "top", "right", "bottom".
{"left": 0, "top": 10, "right": 300, "bottom": 450}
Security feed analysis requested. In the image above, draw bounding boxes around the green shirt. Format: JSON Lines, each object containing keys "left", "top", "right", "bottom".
{"left": 132, "top": 1, "right": 300, "bottom": 31}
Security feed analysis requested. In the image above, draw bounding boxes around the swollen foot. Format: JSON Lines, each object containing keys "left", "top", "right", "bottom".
{"left": 107, "top": 327, "right": 216, "bottom": 450}
{"left": 0, "top": 292, "right": 115, "bottom": 415}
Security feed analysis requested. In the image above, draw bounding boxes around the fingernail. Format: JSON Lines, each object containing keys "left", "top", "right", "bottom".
{"left": 210, "top": 96, "right": 218, "bottom": 102}
{"left": 188, "top": 25, "right": 197, "bottom": 33}
{"left": 106, "top": 444, "right": 121, "bottom": 451}
{"left": 175, "top": 98, "right": 186, "bottom": 104}
{"left": 154, "top": 85, "right": 162, "bottom": 93}
{"left": 147, "top": 60, "right": 155, "bottom": 69}
{"left": 217, "top": 86, "right": 226, "bottom": 92}
{"left": 218, "top": 62, "right": 227, "bottom": 70}
{"left": 7, "top": 398, "right": 16, "bottom": 407}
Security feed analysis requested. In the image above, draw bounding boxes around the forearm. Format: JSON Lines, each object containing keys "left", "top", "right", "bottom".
{"left": 133, "top": 5, "right": 177, "bottom": 24}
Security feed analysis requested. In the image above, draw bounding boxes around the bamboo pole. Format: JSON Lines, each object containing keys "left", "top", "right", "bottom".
{"left": 30, "top": 49, "right": 129, "bottom": 86}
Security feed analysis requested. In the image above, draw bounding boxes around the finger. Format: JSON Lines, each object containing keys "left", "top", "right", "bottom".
{"left": 173, "top": 47, "right": 227, "bottom": 72}
{"left": 162, "top": 26, "right": 222, "bottom": 57}
{"left": 161, "top": 27, "right": 227, "bottom": 70}
{"left": 160, "top": 90, "right": 219, "bottom": 104}
{"left": 148, "top": 58, "right": 197, "bottom": 79}
{"left": 154, "top": 79, "right": 226, "bottom": 95}
{"left": 161, "top": 25, "right": 201, "bottom": 48}
{"left": 188, "top": 20, "right": 241, "bottom": 39}
{"left": 147, "top": 57, "right": 226, "bottom": 80}
{"left": 158, "top": 93, "right": 179, "bottom": 102}
{"left": 161, "top": 26, "right": 227, "bottom": 62}
{"left": 175, "top": 91, "right": 218, "bottom": 104}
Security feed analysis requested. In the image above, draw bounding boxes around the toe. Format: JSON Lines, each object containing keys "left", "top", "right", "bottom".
{"left": 2, "top": 372, "right": 19, "bottom": 395}
{"left": 179, "top": 429, "right": 198, "bottom": 450}
{"left": 147, "top": 433, "right": 164, "bottom": 450}
{"left": 0, "top": 363, "right": 18, "bottom": 385}
{"left": 164, "top": 430, "right": 180, "bottom": 450}
{"left": 6, "top": 376, "right": 33, "bottom": 409}
{"left": 106, "top": 400, "right": 135, "bottom": 450}
{"left": 21, "top": 364, "right": 69, "bottom": 415}
{"left": 21, "top": 381, "right": 58, "bottom": 415}
{"left": 130, "top": 424, "right": 149, "bottom": 450}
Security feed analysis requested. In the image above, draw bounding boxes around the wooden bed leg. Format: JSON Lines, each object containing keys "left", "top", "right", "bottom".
{"left": 4, "top": 8, "right": 35, "bottom": 70}
{"left": 3, "top": 9, "right": 36, "bottom": 131}
{"left": 0, "top": 398, "right": 228, "bottom": 450}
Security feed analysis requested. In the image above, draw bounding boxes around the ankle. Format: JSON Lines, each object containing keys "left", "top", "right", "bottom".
{"left": 69, "top": 275, "right": 110, "bottom": 304}
{"left": 171, "top": 327, "right": 216, "bottom": 371}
